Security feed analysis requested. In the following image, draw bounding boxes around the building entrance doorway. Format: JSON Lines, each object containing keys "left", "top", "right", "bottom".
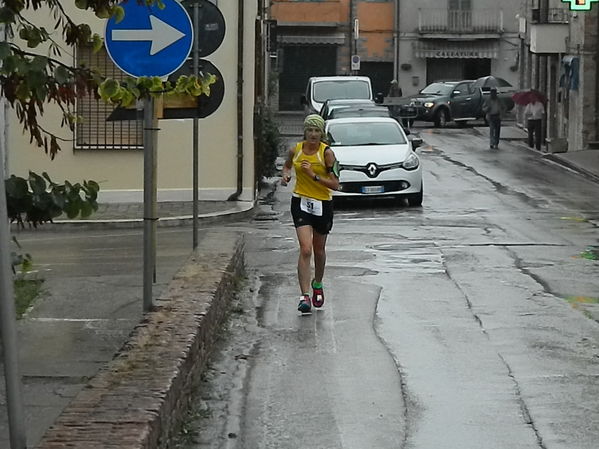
{"left": 426, "top": 58, "right": 491, "bottom": 84}
{"left": 279, "top": 45, "right": 337, "bottom": 111}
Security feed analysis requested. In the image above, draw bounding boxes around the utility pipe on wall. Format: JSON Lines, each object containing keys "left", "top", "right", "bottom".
{"left": 228, "top": 0, "right": 244, "bottom": 201}
{"left": 349, "top": 0, "right": 354, "bottom": 71}
{"left": 394, "top": 0, "right": 400, "bottom": 81}
{"left": 595, "top": 7, "right": 599, "bottom": 140}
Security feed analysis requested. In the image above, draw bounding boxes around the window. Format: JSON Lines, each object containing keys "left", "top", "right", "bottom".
{"left": 448, "top": 0, "right": 472, "bottom": 30}
{"left": 75, "top": 45, "right": 143, "bottom": 150}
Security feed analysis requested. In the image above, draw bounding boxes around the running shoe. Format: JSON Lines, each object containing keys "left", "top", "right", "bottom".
{"left": 297, "top": 295, "right": 312, "bottom": 313}
{"left": 311, "top": 280, "right": 324, "bottom": 308}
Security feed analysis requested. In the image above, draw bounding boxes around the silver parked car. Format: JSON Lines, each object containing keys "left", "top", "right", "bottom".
{"left": 325, "top": 117, "right": 423, "bottom": 206}
{"left": 319, "top": 98, "right": 377, "bottom": 120}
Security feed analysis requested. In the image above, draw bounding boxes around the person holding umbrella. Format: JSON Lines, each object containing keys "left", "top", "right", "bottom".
{"left": 524, "top": 95, "right": 545, "bottom": 151}
{"left": 482, "top": 87, "right": 506, "bottom": 149}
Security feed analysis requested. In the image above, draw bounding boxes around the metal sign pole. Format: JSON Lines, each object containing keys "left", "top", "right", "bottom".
{"left": 143, "top": 96, "right": 158, "bottom": 312}
{"left": 0, "top": 160, "right": 27, "bottom": 449}
{"left": 192, "top": 1, "right": 200, "bottom": 249}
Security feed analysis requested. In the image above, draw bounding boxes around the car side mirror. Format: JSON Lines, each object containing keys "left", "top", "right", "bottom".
{"left": 411, "top": 137, "right": 422, "bottom": 150}
{"left": 374, "top": 92, "right": 384, "bottom": 104}
{"left": 300, "top": 95, "right": 307, "bottom": 105}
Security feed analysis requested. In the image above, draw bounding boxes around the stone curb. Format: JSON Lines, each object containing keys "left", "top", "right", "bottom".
{"left": 35, "top": 231, "right": 245, "bottom": 449}
{"left": 11, "top": 204, "right": 256, "bottom": 232}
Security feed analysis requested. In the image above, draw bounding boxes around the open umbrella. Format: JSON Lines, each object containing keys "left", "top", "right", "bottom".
{"left": 511, "top": 89, "right": 546, "bottom": 106}
{"left": 472, "top": 75, "right": 513, "bottom": 91}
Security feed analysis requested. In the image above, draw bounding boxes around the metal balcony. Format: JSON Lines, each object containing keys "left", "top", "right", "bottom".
{"left": 530, "top": 7, "right": 569, "bottom": 24}
{"left": 418, "top": 9, "right": 504, "bottom": 36}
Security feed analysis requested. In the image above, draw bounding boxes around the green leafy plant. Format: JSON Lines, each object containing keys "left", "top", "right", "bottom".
{"left": 10, "top": 236, "right": 42, "bottom": 319}
{"left": 0, "top": 0, "right": 215, "bottom": 159}
{"left": 14, "top": 278, "right": 44, "bottom": 318}
{"left": 5, "top": 170, "right": 100, "bottom": 227}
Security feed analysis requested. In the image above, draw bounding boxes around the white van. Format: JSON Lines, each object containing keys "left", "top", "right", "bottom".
{"left": 301, "top": 76, "right": 373, "bottom": 116}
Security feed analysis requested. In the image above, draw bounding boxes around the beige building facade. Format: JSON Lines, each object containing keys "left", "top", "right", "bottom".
{"left": 6, "top": 1, "right": 258, "bottom": 203}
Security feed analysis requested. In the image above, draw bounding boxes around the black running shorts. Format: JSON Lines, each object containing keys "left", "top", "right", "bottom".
{"left": 291, "top": 196, "right": 334, "bottom": 235}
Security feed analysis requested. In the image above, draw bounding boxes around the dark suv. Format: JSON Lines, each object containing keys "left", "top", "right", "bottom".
{"left": 397, "top": 80, "right": 484, "bottom": 127}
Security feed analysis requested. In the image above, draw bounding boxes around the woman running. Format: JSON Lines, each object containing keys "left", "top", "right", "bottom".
{"left": 281, "top": 114, "right": 340, "bottom": 313}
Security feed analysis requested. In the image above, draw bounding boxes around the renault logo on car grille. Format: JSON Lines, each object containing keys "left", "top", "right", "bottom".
{"left": 367, "top": 163, "right": 378, "bottom": 177}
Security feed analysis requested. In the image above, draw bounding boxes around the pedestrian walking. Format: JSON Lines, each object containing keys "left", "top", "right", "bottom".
{"left": 482, "top": 87, "right": 506, "bottom": 149}
{"left": 387, "top": 79, "right": 404, "bottom": 124}
{"left": 281, "top": 114, "right": 340, "bottom": 314}
{"left": 524, "top": 98, "right": 545, "bottom": 151}
{"left": 387, "top": 79, "right": 403, "bottom": 98}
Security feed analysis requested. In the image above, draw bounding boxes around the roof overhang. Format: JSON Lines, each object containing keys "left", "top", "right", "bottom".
{"left": 279, "top": 32, "right": 346, "bottom": 46}
{"left": 413, "top": 40, "right": 498, "bottom": 58}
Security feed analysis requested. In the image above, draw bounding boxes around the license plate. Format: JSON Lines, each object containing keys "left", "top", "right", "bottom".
{"left": 362, "top": 185, "right": 384, "bottom": 194}
{"left": 399, "top": 107, "right": 416, "bottom": 117}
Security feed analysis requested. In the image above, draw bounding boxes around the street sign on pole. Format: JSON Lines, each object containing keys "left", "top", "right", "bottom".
{"left": 104, "top": 0, "right": 194, "bottom": 312}
{"left": 105, "top": 0, "right": 194, "bottom": 78}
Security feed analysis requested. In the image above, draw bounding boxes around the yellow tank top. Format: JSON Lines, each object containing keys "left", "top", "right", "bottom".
{"left": 292, "top": 141, "right": 332, "bottom": 201}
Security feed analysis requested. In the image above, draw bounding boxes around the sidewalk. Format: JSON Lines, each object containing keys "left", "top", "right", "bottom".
{"left": 480, "top": 123, "right": 599, "bottom": 183}
{"left": 1, "top": 200, "right": 254, "bottom": 449}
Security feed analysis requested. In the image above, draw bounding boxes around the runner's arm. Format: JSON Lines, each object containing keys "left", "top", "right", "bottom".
{"left": 322, "top": 148, "right": 340, "bottom": 191}
{"left": 281, "top": 148, "right": 295, "bottom": 185}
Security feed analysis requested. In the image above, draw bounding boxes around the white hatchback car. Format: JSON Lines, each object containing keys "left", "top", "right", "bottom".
{"left": 325, "top": 117, "right": 423, "bottom": 206}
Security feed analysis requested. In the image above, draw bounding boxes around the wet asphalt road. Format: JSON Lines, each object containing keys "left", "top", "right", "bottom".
{"left": 183, "top": 123, "right": 599, "bottom": 449}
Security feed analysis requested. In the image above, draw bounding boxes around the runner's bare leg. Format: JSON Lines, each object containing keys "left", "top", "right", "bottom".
{"left": 313, "top": 232, "right": 327, "bottom": 284}
{"left": 296, "top": 225, "right": 313, "bottom": 294}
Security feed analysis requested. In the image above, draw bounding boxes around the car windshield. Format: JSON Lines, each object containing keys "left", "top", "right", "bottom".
{"left": 313, "top": 81, "right": 371, "bottom": 102}
{"left": 330, "top": 107, "right": 389, "bottom": 119}
{"left": 420, "top": 83, "right": 454, "bottom": 95}
{"left": 327, "top": 122, "right": 407, "bottom": 147}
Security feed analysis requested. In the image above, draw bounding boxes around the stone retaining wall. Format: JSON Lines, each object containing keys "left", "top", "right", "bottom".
{"left": 36, "top": 231, "right": 245, "bottom": 449}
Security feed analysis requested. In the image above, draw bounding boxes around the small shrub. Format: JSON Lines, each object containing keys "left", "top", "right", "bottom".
{"left": 256, "top": 106, "right": 283, "bottom": 180}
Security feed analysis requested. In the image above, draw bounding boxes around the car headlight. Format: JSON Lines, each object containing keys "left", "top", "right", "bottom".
{"left": 403, "top": 152, "right": 420, "bottom": 170}
{"left": 424, "top": 102, "right": 434, "bottom": 108}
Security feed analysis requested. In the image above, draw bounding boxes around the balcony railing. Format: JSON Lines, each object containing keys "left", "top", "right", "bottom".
{"left": 530, "top": 7, "right": 569, "bottom": 24}
{"left": 418, "top": 9, "right": 504, "bottom": 34}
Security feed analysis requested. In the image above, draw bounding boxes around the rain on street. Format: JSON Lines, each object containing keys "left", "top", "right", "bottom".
{"left": 183, "top": 122, "right": 599, "bottom": 449}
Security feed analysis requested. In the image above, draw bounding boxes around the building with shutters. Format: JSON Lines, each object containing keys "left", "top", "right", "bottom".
{"left": 399, "top": 0, "right": 521, "bottom": 94}
{"left": 5, "top": 1, "right": 261, "bottom": 203}
{"left": 270, "top": 0, "right": 397, "bottom": 110}
{"left": 516, "top": 0, "right": 599, "bottom": 154}
{"left": 269, "top": 0, "right": 521, "bottom": 111}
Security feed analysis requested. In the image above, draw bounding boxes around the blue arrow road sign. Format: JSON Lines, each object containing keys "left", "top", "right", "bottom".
{"left": 105, "top": 0, "right": 193, "bottom": 78}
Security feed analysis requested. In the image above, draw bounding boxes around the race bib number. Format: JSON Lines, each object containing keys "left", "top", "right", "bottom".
{"left": 300, "top": 196, "right": 323, "bottom": 216}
